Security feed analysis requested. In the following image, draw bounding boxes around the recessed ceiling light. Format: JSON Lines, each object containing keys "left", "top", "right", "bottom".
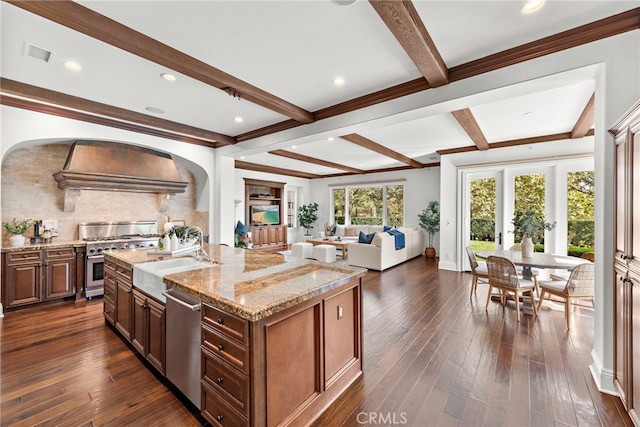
{"left": 332, "top": 77, "right": 345, "bottom": 87}
{"left": 291, "top": 145, "right": 297, "bottom": 149}
{"left": 328, "top": 137, "right": 335, "bottom": 141}
{"left": 161, "top": 73, "right": 176, "bottom": 81}
{"left": 521, "top": 0, "right": 545, "bottom": 14}
{"left": 234, "top": 116, "right": 243, "bottom": 123}
{"left": 64, "top": 61, "right": 82, "bottom": 71}
{"left": 331, "top": 0, "right": 357, "bottom": 6}
{"left": 145, "top": 106, "right": 165, "bottom": 114}
{"left": 240, "top": 156, "right": 245, "bottom": 160}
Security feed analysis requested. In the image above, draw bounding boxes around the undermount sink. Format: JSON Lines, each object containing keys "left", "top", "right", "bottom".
{"left": 133, "top": 257, "right": 213, "bottom": 301}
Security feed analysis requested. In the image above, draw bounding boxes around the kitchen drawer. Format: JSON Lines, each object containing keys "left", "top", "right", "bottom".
{"left": 201, "top": 381, "right": 248, "bottom": 427}
{"left": 202, "top": 325, "right": 249, "bottom": 374}
{"left": 115, "top": 263, "right": 133, "bottom": 282}
{"left": 202, "top": 303, "right": 249, "bottom": 345}
{"left": 44, "top": 247, "right": 75, "bottom": 260}
{"left": 6, "top": 250, "right": 42, "bottom": 264}
{"left": 104, "top": 297, "right": 116, "bottom": 325}
{"left": 202, "top": 347, "right": 249, "bottom": 415}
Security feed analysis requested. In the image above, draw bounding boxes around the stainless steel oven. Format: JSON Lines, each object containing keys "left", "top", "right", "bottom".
{"left": 79, "top": 221, "right": 160, "bottom": 299}
{"left": 86, "top": 255, "right": 105, "bottom": 298}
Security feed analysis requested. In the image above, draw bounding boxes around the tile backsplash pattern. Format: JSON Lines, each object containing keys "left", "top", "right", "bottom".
{"left": 1, "top": 143, "right": 208, "bottom": 246}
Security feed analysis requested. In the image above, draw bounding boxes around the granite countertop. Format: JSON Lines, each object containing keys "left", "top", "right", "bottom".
{"left": 105, "top": 244, "right": 367, "bottom": 322}
{"left": 1, "top": 240, "right": 86, "bottom": 253}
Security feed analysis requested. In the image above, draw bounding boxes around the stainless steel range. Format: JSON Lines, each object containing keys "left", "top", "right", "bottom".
{"left": 79, "top": 221, "right": 160, "bottom": 298}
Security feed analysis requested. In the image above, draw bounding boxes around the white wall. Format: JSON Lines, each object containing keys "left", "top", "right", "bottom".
{"left": 309, "top": 167, "right": 440, "bottom": 253}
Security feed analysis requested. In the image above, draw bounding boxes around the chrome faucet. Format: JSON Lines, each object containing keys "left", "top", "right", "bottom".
{"left": 183, "top": 226, "right": 208, "bottom": 261}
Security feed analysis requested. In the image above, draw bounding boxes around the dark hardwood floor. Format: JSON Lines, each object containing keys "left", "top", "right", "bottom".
{"left": 0, "top": 257, "right": 632, "bottom": 426}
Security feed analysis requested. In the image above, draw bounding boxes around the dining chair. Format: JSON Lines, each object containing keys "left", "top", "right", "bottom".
{"left": 550, "top": 251, "right": 594, "bottom": 281}
{"left": 486, "top": 256, "right": 538, "bottom": 322}
{"left": 537, "top": 262, "right": 594, "bottom": 329}
{"left": 466, "top": 246, "right": 489, "bottom": 298}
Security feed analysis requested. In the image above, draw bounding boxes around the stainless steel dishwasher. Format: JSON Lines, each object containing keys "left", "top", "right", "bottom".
{"left": 164, "top": 288, "right": 202, "bottom": 409}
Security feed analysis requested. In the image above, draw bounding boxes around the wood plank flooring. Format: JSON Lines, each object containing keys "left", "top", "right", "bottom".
{"left": 0, "top": 257, "right": 632, "bottom": 426}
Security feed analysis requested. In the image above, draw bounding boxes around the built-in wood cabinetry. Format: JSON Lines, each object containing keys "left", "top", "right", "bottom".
{"left": 2, "top": 245, "right": 79, "bottom": 310}
{"left": 244, "top": 178, "right": 287, "bottom": 252}
{"left": 115, "top": 262, "right": 134, "bottom": 341}
{"left": 611, "top": 100, "right": 640, "bottom": 425}
{"left": 201, "top": 276, "right": 362, "bottom": 426}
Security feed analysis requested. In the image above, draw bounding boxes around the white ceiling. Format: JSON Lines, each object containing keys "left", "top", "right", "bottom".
{"left": 2, "top": 1, "right": 638, "bottom": 177}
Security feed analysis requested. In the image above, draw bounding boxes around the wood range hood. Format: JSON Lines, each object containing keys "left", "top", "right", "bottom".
{"left": 53, "top": 141, "right": 188, "bottom": 211}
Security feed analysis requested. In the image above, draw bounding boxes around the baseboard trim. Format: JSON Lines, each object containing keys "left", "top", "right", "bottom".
{"left": 590, "top": 349, "right": 617, "bottom": 396}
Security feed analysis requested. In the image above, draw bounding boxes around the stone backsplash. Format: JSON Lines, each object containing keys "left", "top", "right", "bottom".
{"left": 1, "top": 143, "right": 208, "bottom": 246}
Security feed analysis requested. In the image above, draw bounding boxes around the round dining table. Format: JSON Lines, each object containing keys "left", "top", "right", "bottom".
{"left": 476, "top": 249, "right": 589, "bottom": 280}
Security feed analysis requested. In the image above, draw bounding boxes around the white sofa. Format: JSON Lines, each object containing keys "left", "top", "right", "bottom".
{"left": 341, "top": 226, "right": 423, "bottom": 271}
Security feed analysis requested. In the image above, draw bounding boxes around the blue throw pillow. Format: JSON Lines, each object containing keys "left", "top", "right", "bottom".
{"left": 358, "top": 231, "right": 375, "bottom": 244}
{"left": 383, "top": 225, "right": 393, "bottom": 232}
{"left": 235, "top": 220, "right": 249, "bottom": 235}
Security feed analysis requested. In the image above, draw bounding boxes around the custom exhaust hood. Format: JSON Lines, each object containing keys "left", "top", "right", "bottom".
{"left": 53, "top": 140, "right": 188, "bottom": 194}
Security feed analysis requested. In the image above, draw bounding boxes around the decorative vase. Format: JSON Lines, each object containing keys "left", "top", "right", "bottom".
{"left": 521, "top": 237, "right": 534, "bottom": 257}
{"left": 425, "top": 247, "right": 436, "bottom": 258}
{"left": 171, "top": 234, "right": 179, "bottom": 251}
{"left": 9, "top": 234, "right": 26, "bottom": 246}
{"left": 163, "top": 235, "right": 171, "bottom": 251}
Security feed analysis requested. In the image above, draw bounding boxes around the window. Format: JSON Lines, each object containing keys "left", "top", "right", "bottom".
{"left": 332, "top": 184, "right": 403, "bottom": 226}
{"left": 567, "top": 170, "right": 595, "bottom": 247}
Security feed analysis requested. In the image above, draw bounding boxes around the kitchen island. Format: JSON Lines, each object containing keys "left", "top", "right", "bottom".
{"left": 104, "top": 244, "right": 366, "bottom": 426}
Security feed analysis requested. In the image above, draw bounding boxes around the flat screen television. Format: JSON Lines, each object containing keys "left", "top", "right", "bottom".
{"left": 250, "top": 205, "right": 280, "bottom": 225}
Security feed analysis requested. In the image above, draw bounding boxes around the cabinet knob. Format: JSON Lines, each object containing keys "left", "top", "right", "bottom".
{"left": 217, "top": 344, "right": 224, "bottom": 352}
{"left": 217, "top": 318, "right": 224, "bottom": 325}
{"left": 23, "top": 254, "right": 28, "bottom": 258}
{"left": 216, "top": 415, "right": 224, "bottom": 422}
{"left": 58, "top": 251, "right": 62, "bottom": 255}
{"left": 216, "top": 377, "right": 224, "bottom": 385}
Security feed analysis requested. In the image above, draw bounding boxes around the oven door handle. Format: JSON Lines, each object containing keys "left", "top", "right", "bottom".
{"left": 87, "top": 254, "right": 104, "bottom": 260}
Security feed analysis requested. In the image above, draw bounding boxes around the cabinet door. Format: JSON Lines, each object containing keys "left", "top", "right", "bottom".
{"left": 4, "top": 263, "right": 42, "bottom": 308}
{"left": 324, "top": 286, "right": 360, "bottom": 387}
{"left": 616, "top": 265, "right": 630, "bottom": 407}
{"left": 104, "top": 261, "right": 117, "bottom": 325}
{"left": 147, "top": 298, "right": 166, "bottom": 374}
{"left": 44, "top": 257, "right": 76, "bottom": 300}
{"left": 616, "top": 136, "right": 630, "bottom": 263}
{"left": 631, "top": 130, "right": 640, "bottom": 273}
{"left": 131, "top": 290, "right": 148, "bottom": 355}
{"left": 276, "top": 225, "right": 287, "bottom": 245}
{"left": 266, "top": 227, "right": 277, "bottom": 246}
{"left": 116, "top": 280, "right": 133, "bottom": 341}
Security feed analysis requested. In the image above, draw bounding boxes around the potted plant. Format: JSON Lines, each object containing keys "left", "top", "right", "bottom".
{"left": 298, "top": 202, "right": 319, "bottom": 236}
{"left": 418, "top": 201, "right": 440, "bottom": 258}
{"left": 511, "top": 210, "right": 556, "bottom": 257}
{"left": 3, "top": 217, "right": 32, "bottom": 246}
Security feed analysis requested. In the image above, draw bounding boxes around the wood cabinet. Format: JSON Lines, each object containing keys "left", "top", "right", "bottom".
{"left": 132, "top": 289, "right": 166, "bottom": 374}
{"left": 244, "top": 178, "right": 287, "bottom": 252}
{"left": 104, "top": 259, "right": 117, "bottom": 325}
{"left": 3, "top": 250, "right": 43, "bottom": 308}
{"left": 44, "top": 248, "right": 76, "bottom": 300}
{"left": 200, "top": 276, "right": 363, "bottom": 426}
{"left": 611, "top": 100, "right": 640, "bottom": 424}
{"left": 2, "top": 245, "right": 79, "bottom": 310}
{"left": 115, "top": 262, "right": 134, "bottom": 341}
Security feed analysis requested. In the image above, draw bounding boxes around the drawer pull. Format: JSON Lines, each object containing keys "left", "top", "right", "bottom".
{"left": 23, "top": 254, "right": 28, "bottom": 258}
{"left": 216, "top": 415, "right": 224, "bottom": 422}
{"left": 217, "top": 318, "right": 224, "bottom": 325}
{"left": 217, "top": 344, "right": 225, "bottom": 351}
{"left": 216, "top": 377, "right": 224, "bottom": 385}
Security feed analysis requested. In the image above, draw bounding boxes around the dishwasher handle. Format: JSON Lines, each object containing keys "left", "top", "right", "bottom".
{"left": 163, "top": 290, "right": 201, "bottom": 311}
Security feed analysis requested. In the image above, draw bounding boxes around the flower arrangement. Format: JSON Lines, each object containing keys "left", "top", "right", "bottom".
{"left": 3, "top": 218, "right": 32, "bottom": 235}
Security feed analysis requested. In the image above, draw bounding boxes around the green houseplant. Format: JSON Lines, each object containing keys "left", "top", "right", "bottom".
{"left": 298, "top": 202, "right": 319, "bottom": 236}
{"left": 418, "top": 201, "right": 440, "bottom": 258}
{"left": 3, "top": 217, "right": 32, "bottom": 246}
{"left": 511, "top": 210, "right": 556, "bottom": 256}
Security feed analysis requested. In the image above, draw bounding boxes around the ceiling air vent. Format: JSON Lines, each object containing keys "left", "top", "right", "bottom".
{"left": 23, "top": 43, "right": 55, "bottom": 63}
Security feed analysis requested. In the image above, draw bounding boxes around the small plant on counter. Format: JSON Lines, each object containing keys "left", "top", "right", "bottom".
{"left": 2, "top": 218, "right": 32, "bottom": 235}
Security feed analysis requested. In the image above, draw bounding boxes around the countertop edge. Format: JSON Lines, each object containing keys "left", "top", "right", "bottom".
{"left": 2, "top": 240, "right": 86, "bottom": 252}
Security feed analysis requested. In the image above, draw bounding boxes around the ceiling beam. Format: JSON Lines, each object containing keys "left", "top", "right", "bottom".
{"left": 571, "top": 94, "right": 595, "bottom": 138}
{"left": 340, "top": 133, "right": 424, "bottom": 168}
{"left": 269, "top": 150, "right": 365, "bottom": 174}
{"left": 451, "top": 109, "right": 490, "bottom": 151}
{"left": 7, "top": 0, "right": 315, "bottom": 125}
{"left": 436, "top": 129, "right": 595, "bottom": 155}
{"left": 234, "top": 160, "right": 322, "bottom": 179}
{"left": 0, "top": 78, "right": 234, "bottom": 147}
{"left": 369, "top": 0, "right": 448, "bottom": 87}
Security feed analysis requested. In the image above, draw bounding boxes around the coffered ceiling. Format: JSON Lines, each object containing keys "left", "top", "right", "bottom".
{"left": 2, "top": 1, "right": 639, "bottom": 178}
